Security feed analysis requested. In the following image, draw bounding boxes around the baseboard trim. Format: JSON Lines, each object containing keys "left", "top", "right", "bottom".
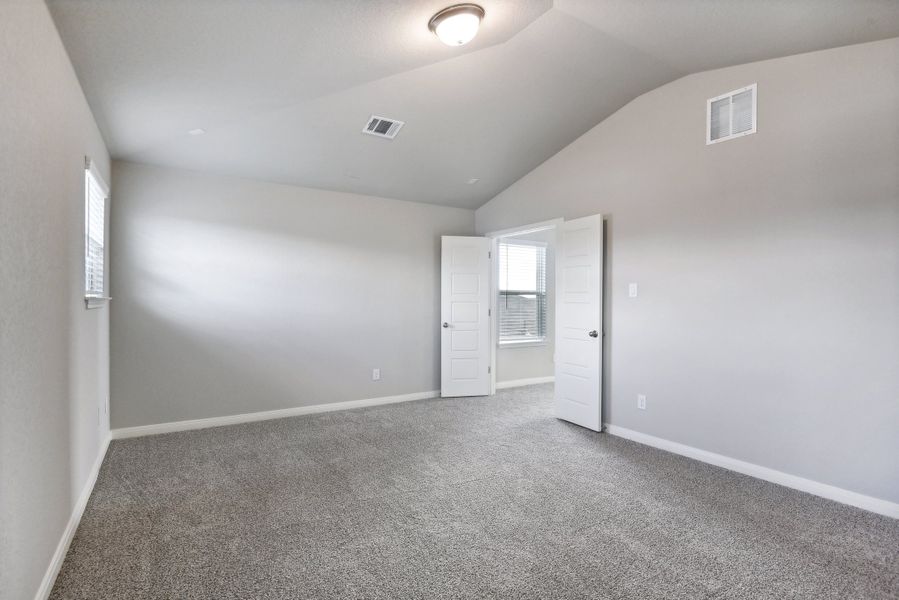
{"left": 111, "top": 390, "right": 440, "bottom": 440}
{"left": 34, "top": 433, "right": 111, "bottom": 600}
{"left": 496, "top": 376, "right": 555, "bottom": 390}
{"left": 604, "top": 424, "right": 899, "bottom": 519}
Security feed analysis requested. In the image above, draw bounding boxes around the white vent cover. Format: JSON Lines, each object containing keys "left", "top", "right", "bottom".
{"left": 707, "top": 84, "right": 757, "bottom": 145}
{"left": 362, "top": 115, "right": 405, "bottom": 139}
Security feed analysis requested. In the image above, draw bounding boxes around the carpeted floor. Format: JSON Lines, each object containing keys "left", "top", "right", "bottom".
{"left": 51, "top": 384, "right": 898, "bottom": 599}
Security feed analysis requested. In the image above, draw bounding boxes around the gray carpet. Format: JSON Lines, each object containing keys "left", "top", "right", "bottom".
{"left": 51, "top": 384, "right": 898, "bottom": 599}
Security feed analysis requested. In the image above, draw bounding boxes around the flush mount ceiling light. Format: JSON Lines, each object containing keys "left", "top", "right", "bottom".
{"left": 429, "top": 4, "right": 485, "bottom": 46}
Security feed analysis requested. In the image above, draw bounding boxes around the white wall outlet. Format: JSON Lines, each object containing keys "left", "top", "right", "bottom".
{"left": 637, "top": 394, "right": 647, "bottom": 410}
{"left": 372, "top": 368, "right": 381, "bottom": 381}
{"left": 628, "top": 283, "right": 638, "bottom": 298}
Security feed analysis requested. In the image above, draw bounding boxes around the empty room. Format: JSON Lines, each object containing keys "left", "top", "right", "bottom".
{"left": 2, "top": 1, "right": 899, "bottom": 598}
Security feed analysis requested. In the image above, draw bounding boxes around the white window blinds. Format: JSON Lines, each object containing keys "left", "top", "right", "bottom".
{"left": 84, "top": 159, "right": 108, "bottom": 303}
{"left": 709, "top": 97, "right": 730, "bottom": 141}
{"left": 498, "top": 240, "right": 547, "bottom": 343}
{"left": 731, "top": 88, "right": 754, "bottom": 134}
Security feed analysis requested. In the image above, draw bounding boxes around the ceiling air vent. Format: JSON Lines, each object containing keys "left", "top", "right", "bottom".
{"left": 362, "top": 115, "right": 405, "bottom": 140}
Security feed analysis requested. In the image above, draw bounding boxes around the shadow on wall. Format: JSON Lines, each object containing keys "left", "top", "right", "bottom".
{"left": 112, "top": 210, "right": 448, "bottom": 428}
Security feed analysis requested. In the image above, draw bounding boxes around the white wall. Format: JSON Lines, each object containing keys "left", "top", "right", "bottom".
{"left": 0, "top": 1, "right": 111, "bottom": 598}
{"left": 110, "top": 161, "right": 475, "bottom": 428}
{"left": 476, "top": 38, "right": 899, "bottom": 503}
{"left": 495, "top": 227, "right": 555, "bottom": 383}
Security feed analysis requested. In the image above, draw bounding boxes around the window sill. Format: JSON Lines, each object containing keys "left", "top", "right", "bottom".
{"left": 499, "top": 339, "right": 547, "bottom": 349}
{"left": 84, "top": 296, "right": 110, "bottom": 309}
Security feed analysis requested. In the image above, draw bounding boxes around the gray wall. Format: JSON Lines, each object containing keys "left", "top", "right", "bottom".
{"left": 476, "top": 38, "right": 899, "bottom": 503}
{"left": 110, "top": 161, "right": 475, "bottom": 428}
{"left": 0, "top": 1, "right": 111, "bottom": 598}
{"left": 495, "top": 227, "right": 556, "bottom": 383}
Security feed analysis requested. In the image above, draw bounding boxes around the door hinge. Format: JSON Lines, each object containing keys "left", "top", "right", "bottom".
{"left": 488, "top": 251, "right": 491, "bottom": 259}
{"left": 488, "top": 366, "right": 491, "bottom": 374}
{"left": 488, "top": 308, "right": 491, "bottom": 316}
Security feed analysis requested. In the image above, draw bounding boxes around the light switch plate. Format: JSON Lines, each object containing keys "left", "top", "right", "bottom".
{"left": 628, "top": 283, "right": 638, "bottom": 298}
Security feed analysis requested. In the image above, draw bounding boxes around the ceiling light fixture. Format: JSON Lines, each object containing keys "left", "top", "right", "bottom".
{"left": 429, "top": 4, "right": 485, "bottom": 47}
{"left": 188, "top": 128, "right": 206, "bottom": 136}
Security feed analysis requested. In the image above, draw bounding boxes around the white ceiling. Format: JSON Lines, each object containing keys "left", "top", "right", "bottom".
{"left": 48, "top": 0, "right": 899, "bottom": 209}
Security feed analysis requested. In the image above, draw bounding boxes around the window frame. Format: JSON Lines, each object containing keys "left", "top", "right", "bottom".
{"left": 84, "top": 157, "right": 110, "bottom": 309}
{"left": 497, "top": 238, "right": 548, "bottom": 347}
{"left": 706, "top": 83, "right": 757, "bottom": 145}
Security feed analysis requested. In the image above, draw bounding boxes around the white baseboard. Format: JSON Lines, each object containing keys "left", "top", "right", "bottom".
{"left": 496, "top": 376, "right": 555, "bottom": 390}
{"left": 34, "top": 433, "right": 111, "bottom": 600}
{"left": 604, "top": 424, "right": 899, "bottom": 519}
{"left": 111, "top": 390, "right": 440, "bottom": 440}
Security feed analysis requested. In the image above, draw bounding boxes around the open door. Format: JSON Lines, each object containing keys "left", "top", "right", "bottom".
{"left": 554, "top": 214, "right": 603, "bottom": 431}
{"left": 441, "top": 236, "right": 491, "bottom": 397}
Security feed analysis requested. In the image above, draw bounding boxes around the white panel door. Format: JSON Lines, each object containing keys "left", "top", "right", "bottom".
{"left": 554, "top": 214, "right": 603, "bottom": 431}
{"left": 441, "top": 236, "right": 491, "bottom": 397}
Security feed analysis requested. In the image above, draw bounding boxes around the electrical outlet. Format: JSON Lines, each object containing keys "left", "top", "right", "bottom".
{"left": 637, "top": 394, "right": 647, "bottom": 410}
{"left": 372, "top": 368, "right": 381, "bottom": 381}
{"left": 628, "top": 283, "right": 639, "bottom": 298}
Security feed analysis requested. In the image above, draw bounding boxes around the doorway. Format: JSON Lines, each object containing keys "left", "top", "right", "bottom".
{"left": 488, "top": 222, "right": 559, "bottom": 392}
{"left": 440, "top": 215, "right": 603, "bottom": 431}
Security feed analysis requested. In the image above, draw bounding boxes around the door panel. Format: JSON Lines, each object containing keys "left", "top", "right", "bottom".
{"left": 441, "top": 236, "right": 490, "bottom": 397}
{"left": 554, "top": 215, "right": 603, "bottom": 430}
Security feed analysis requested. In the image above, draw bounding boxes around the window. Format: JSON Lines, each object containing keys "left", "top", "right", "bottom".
{"left": 707, "top": 83, "right": 757, "bottom": 144}
{"left": 84, "top": 158, "right": 109, "bottom": 308}
{"left": 498, "top": 239, "right": 547, "bottom": 344}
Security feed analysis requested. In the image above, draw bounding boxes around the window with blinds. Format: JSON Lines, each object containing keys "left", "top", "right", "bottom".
{"left": 707, "top": 83, "right": 757, "bottom": 144}
{"left": 84, "top": 159, "right": 109, "bottom": 306}
{"left": 498, "top": 239, "right": 547, "bottom": 343}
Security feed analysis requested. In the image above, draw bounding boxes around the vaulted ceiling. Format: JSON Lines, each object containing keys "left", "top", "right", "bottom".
{"left": 48, "top": 0, "right": 899, "bottom": 208}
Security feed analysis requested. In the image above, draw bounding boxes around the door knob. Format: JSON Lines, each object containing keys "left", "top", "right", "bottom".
{"left": 443, "top": 322, "right": 450, "bottom": 328}
{"left": 588, "top": 330, "right": 598, "bottom": 338}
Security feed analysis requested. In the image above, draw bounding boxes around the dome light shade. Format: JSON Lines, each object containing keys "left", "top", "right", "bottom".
{"left": 429, "top": 4, "right": 485, "bottom": 46}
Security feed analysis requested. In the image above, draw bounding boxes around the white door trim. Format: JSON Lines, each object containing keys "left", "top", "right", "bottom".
{"left": 489, "top": 235, "right": 498, "bottom": 395}
{"left": 484, "top": 218, "right": 564, "bottom": 239}
{"left": 486, "top": 218, "right": 563, "bottom": 394}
